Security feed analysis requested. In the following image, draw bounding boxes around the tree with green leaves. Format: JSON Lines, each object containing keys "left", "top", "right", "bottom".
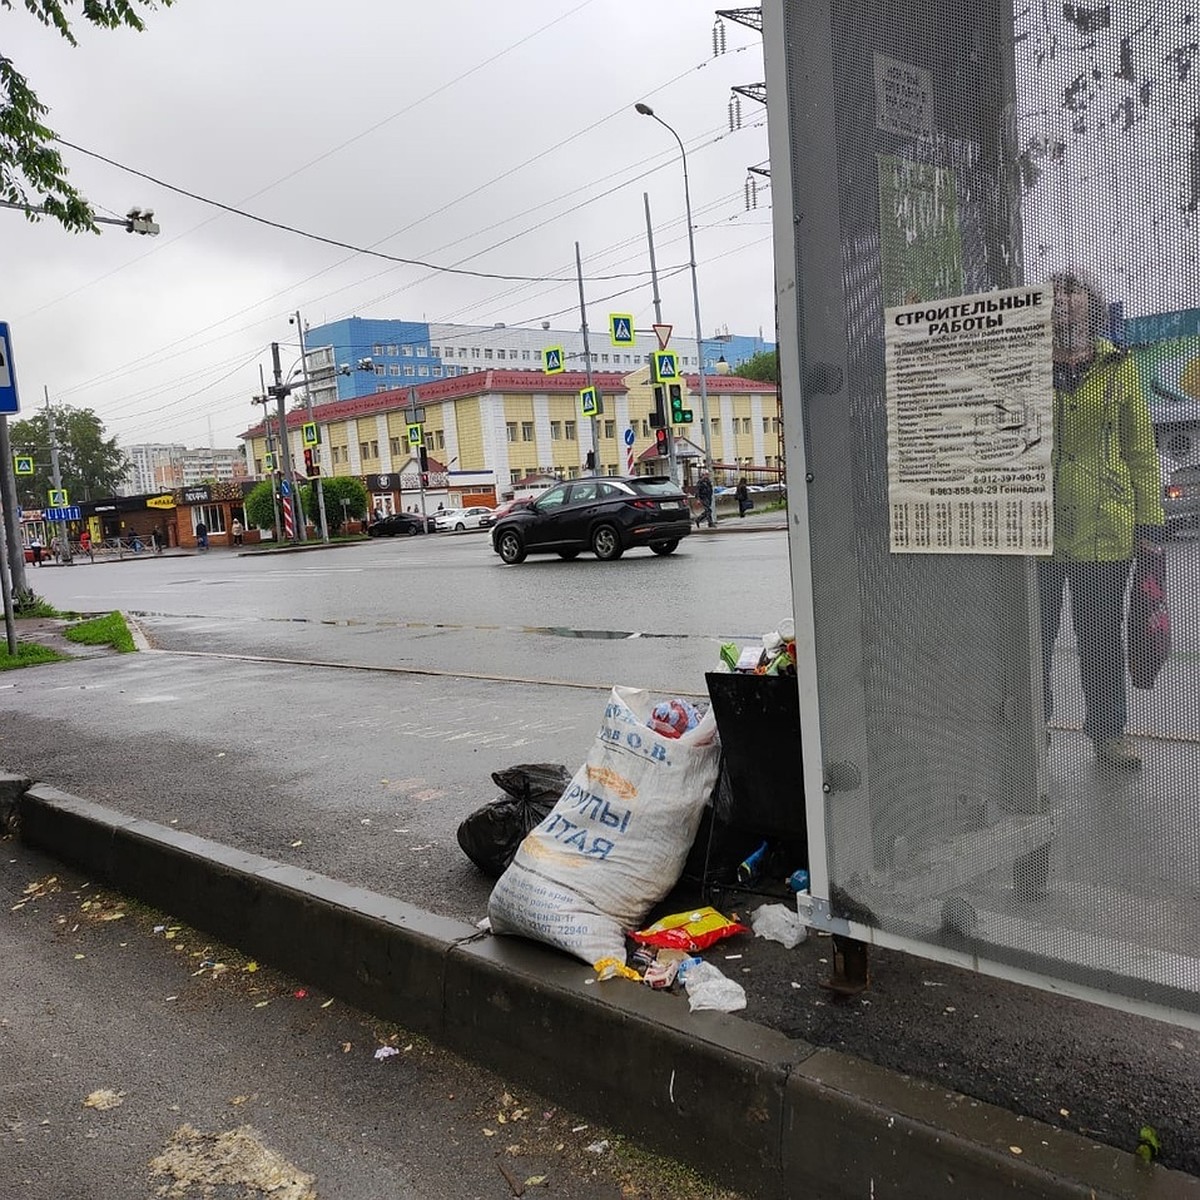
{"left": 303, "top": 476, "right": 367, "bottom": 535}
{"left": 736, "top": 349, "right": 778, "bottom": 383}
{"left": 10, "top": 406, "right": 129, "bottom": 503}
{"left": 2, "top": 0, "right": 174, "bottom": 232}
{"left": 242, "top": 480, "right": 277, "bottom": 534}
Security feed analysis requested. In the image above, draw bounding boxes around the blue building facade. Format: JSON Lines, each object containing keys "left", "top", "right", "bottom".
{"left": 304, "top": 316, "right": 774, "bottom": 402}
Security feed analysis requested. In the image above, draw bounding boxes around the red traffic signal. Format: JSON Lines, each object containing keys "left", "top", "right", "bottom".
{"left": 654, "top": 427, "right": 669, "bottom": 457}
{"left": 303, "top": 447, "right": 319, "bottom": 476}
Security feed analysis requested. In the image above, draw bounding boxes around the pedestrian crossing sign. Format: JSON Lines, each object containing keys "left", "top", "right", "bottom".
{"left": 264, "top": 451, "right": 276, "bottom": 471}
{"left": 543, "top": 346, "right": 565, "bottom": 375}
{"left": 579, "top": 386, "right": 599, "bottom": 418}
{"left": 13, "top": 455, "right": 33, "bottom": 475}
{"left": 407, "top": 422, "right": 423, "bottom": 447}
{"left": 302, "top": 421, "right": 320, "bottom": 446}
{"left": 609, "top": 314, "right": 634, "bottom": 347}
{"left": 652, "top": 350, "right": 679, "bottom": 382}
{"left": 48, "top": 488, "right": 68, "bottom": 507}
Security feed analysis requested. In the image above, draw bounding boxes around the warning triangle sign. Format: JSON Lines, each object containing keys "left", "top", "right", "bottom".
{"left": 652, "top": 324, "right": 673, "bottom": 350}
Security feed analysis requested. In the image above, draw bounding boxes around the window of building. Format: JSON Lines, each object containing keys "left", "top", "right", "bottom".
{"left": 510, "top": 469, "right": 522, "bottom": 484}
{"left": 376, "top": 384, "right": 388, "bottom": 393}
{"left": 550, "top": 420, "right": 562, "bottom": 440}
{"left": 370, "top": 440, "right": 379, "bottom": 458}
{"left": 484, "top": 348, "right": 494, "bottom": 360}
{"left": 506, "top": 423, "right": 517, "bottom": 443}
{"left": 414, "top": 346, "right": 427, "bottom": 357}
{"left": 762, "top": 416, "right": 770, "bottom": 433}
{"left": 401, "top": 345, "right": 412, "bottom": 356}
{"left": 603, "top": 420, "right": 615, "bottom": 439}
{"left": 375, "top": 364, "right": 386, "bottom": 376}
{"left": 424, "top": 433, "right": 434, "bottom": 450}
{"left": 418, "top": 366, "right": 429, "bottom": 377}
{"left": 472, "top": 348, "right": 481, "bottom": 359}
{"left": 497, "top": 349, "right": 506, "bottom": 360}
{"left": 431, "top": 346, "right": 440, "bottom": 357}
{"left": 389, "top": 364, "right": 401, "bottom": 376}
{"left": 460, "top": 348, "right": 469, "bottom": 358}
{"left": 711, "top": 417, "right": 720, "bottom": 432}
{"left": 360, "top": 442, "right": 371, "bottom": 459}
{"left": 390, "top": 436, "right": 402, "bottom": 456}
{"left": 433, "top": 366, "right": 443, "bottom": 377}
{"left": 608, "top": 463, "right": 619, "bottom": 476}
{"left": 435, "top": 430, "right": 445, "bottom": 449}
{"left": 386, "top": 344, "right": 398, "bottom": 356}
{"left": 194, "top": 505, "right": 225, "bottom": 535}
{"left": 404, "top": 365, "right": 415, "bottom": 376}
{"left": 521, "top": 422, "right": 534, "bottom": 442}
{"left": 253, "top": 458, "right": 262, "bottom": 474}
{"left": 601, "top": 353, "right": 609, "bottom": 364}
{"left": 641, "top": 420, "right": 650, "bottom": 438}
{"left": 372, "top": 343, "right": 383, "bottom": 356}
{"left": 773, "top": 417, "right": 782, "bottom": 432}
{"left": 522, "top": 350, "right": 531, "bottom": 360}
{"left": 567, "top": 465, "right": 579, "bottom": 479}
{"left": 564, "top": 420, "right": 577, "bottom": 441}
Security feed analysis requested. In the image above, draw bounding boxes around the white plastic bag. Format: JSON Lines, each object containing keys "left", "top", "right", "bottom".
{"left": 750, "top": 903, "right": 808, "bottom": 950}
{"left": 488, "top": 687, "right": 720, "bottom": 964}
{"left": 680, "top": 959, "right": 747, "bottom": 1013}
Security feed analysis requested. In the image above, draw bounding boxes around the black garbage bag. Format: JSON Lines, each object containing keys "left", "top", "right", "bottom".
{"left": 457, "top": 763, "right": 571, "bottom": 878}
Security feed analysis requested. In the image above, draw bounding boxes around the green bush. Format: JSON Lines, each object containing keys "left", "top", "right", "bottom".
{"left": 302, "top": 476, "right": 368, "bottom": 535}
{"left": 243, "top": 480, "right": 278, "bottom": 533}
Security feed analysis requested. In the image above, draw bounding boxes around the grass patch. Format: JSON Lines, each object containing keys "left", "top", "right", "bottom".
{"left": 65, "top": 611, "right": 136, "bottom": 653}
{"left": 14, "top": 593, "right": 61, "bottom": 618}
{"left": 0, "top": 641, "right": 68, "bottom": 670}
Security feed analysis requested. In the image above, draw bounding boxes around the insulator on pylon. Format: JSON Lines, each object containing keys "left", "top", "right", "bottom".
{"left": 713, "top": 17, "right": 727, "bottom": 56}
{"left": 745, "top": 175, "right": 758, "bottom": 210}
{"left": 729, "top": 94, "right": 742, "bottom": 131}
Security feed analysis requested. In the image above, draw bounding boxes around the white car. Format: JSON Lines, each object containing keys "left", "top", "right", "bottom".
{"left": 434, "top": 506, "right": 493, "bottom": 532}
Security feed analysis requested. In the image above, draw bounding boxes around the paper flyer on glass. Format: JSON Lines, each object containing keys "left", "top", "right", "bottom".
{"left": 885, "top": 284, "right": 1054, "bottom": 554}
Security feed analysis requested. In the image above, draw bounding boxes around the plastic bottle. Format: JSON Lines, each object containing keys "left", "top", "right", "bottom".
{"left": 787, "top": 868, "right": 810, "bottom": 893}
{"left": 737, "top": 840, "right": 770, "bottom": 885}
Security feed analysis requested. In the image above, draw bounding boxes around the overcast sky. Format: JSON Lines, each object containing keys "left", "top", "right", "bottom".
{"left": 2, "top": 1, "right": 772, "bottom": 450}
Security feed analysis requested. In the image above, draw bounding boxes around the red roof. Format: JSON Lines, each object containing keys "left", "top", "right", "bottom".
{"left": 241, "top": 369, "right": 630, "bottom": 439}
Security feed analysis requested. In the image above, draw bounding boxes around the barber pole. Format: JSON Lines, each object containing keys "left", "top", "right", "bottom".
{"left": 625, "top": 427, "right": 636, "bottom": 475}
{"left": 281, "top": 495, "right": 295, "bottom": 539}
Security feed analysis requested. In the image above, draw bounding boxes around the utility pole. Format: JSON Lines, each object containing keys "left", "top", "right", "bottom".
{"left": 44, "top": 387, "right": 72, "bottom": 565}
{"left": 407, "top": 388, "right": 428, "bottom": 522}
{"left": 293, "top": 311, "right": 330, "bottom": 543}
{"left": 574, "top": 242, "right": 600, "bottom": 476}
{"left": 0, "top": 415, "right": 28, "bottom": 595}
{"left": 0, "top": 480, "right": 16, "bottom": 654}
{"left": 644, "top": 192, "right": 677, "bottom": 484}
{"left": 270, "top": 343, "right": 303, "bottom": 542}
{"left": 256, "top": 365, "right": 282, "bottom": 543}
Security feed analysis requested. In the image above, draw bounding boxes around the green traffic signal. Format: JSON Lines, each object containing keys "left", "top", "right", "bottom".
{"left": 669, "top": 384, "right": 684, "bottom": 422}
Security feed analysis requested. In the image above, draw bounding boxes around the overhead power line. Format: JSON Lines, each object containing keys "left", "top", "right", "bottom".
{"left": 54, "top": 139, "right": 658, "bottom": 286}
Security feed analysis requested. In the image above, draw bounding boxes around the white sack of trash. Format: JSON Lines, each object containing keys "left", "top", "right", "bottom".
{"left": 488, "top": 686, "right": 720, "bottom": 965}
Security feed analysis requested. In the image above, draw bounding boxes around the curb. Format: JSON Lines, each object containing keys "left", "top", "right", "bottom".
{"left": 14, "top": 782, "right": 1199, "bottom": 1200}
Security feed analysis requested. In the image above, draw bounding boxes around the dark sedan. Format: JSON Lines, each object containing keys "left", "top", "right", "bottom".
{"left": 367, "top": 512, "right": 429, "bottom": 537}
{"left": 490, "top": 476, "right": 692, "bottom": 564}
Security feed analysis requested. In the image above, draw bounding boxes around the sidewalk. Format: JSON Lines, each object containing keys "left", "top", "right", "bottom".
{"left": 8, "top": 777, "right": 1198, "bottom": 1200}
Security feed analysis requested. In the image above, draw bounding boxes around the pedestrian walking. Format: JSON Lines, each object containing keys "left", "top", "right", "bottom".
{"left": 151, "top": 526, "right": 164, "bottom": 554}
{"left": 195, "top": 521, "right": 208, "bottom": 552}
{"left": 49, "top": 535, "right": 61, "bottom": 563}
{"left": 736, "top": 478, "right": 752, "bottom": 518}
{"left": 695, "top": 472, "right": 716, "bottom": 529}
{"left": 231, "top": 518, "right": 244, "bottom": 546}
{"left": 29, "top": 534, "right": 43, "bottom": 566}
{"left": 79, "top": 528, "right": 92, "bottom": 561}
{"left": 1039, "top": 270, "right": 1164, "bottom": 771}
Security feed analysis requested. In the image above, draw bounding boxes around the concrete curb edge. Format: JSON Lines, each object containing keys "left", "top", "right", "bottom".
{"left": 13, "top": 782, "right": 1197, "bottom": 1200}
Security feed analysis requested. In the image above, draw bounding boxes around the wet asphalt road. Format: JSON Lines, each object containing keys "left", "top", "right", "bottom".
{"left": 5, "top": 526, "right": 1200, "bottom": 1177}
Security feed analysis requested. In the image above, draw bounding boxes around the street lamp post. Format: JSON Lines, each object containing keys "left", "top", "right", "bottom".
{"left": 291, "top": 312, "right": 330, "bottom": 544}
{"left": 635, "top": 102, "right": 714, "bottom": 482}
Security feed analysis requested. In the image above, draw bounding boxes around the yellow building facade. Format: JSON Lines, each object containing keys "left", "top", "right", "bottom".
{"left": 241, "top": 368, "right": 782, "bottom": 495}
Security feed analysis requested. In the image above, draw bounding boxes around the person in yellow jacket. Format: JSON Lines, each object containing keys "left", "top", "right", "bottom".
{"left": 1039, "top": 272, "right": 1164, "bottom": 769}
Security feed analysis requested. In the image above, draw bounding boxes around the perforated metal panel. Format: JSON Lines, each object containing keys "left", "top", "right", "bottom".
{"left": 765, "top": 0, "right": 1200, "bottom": 1025}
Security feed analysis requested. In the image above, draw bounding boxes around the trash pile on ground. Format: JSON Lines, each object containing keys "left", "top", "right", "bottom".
{"left": 455, "top": 653, "right": 814, "bottom": 1016}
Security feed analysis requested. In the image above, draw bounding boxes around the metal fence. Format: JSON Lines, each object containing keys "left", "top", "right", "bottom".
{"left": 765, "top": 0, "right": 1200, "bottom": 1028}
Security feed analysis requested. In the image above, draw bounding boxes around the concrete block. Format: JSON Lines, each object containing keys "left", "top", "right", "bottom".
{"left": 443, "top": 933, "right": 812, "bottom": 1197}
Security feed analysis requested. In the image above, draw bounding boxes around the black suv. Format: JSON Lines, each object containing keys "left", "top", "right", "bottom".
{"left": 490, "top": 476, "right": 692, "bottom": 564}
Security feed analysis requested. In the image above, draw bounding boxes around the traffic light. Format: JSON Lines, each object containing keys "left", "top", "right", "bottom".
{"left": 654, "top": 427, "right": 669, "bottom": 457}
{"left": 648, "top": 385, "right": 666, "bottom": 428}
{"left": 668, "top": 384, "right": 693, "bottom": 424}
{"left": 419, "top": 445, "right": 429, "bottom": 472}
{"left": 585, "top": 449, "right": 596, "bottom": 471}
{"left": 303, "top": 448, "right": 319, "bottom": 477}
